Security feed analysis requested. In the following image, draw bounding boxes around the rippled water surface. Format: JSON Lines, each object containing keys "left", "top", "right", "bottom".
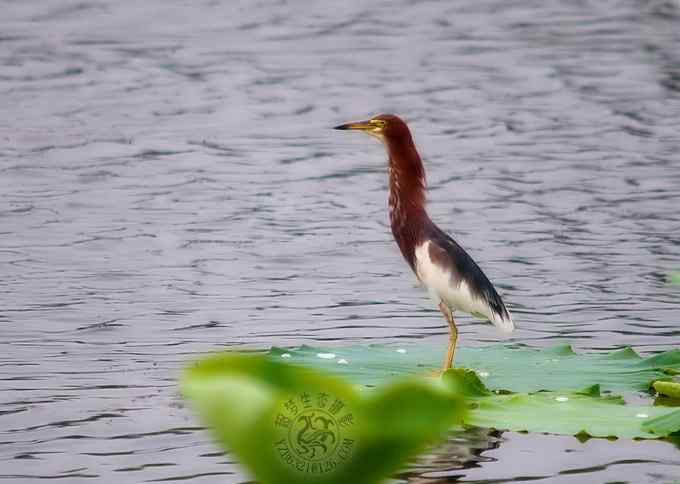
{"left": 2, "top": 0, "right": 680, "bottom": 482}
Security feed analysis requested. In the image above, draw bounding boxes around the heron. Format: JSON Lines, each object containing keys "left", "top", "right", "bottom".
{"left": 334, "top": 114, "right": 514, "bottom": 369}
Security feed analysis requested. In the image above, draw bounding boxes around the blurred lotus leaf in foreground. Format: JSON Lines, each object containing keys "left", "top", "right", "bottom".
{"left": 181, "top": 352, "right": 466, "bottom": 484}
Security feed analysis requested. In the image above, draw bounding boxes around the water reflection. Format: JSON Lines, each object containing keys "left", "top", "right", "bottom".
{"left": 400, "top": 428, "right": 504, "bottom": 483}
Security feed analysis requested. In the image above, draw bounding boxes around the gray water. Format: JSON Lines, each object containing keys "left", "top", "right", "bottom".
{"left": 1, "top": 0, "right": 680, "bottom": 482}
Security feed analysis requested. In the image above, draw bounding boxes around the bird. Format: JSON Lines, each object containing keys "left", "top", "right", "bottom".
{"left": 334, "top": 114, "right": 514, "bottom": 370}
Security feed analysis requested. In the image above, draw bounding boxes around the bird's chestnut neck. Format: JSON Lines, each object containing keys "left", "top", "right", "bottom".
{"left": 384, "top": 132, "right": 429, "bottom": 273}
{"left": 385, "top": 133, "right": 427, "bottom": 216}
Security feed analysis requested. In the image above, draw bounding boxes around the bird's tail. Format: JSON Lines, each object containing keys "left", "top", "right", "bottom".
{"left": 489, "top": 306, "right": 515, "bottom": 333}
{"left": 476, "top": 285, "right": 515, "bottom": 333}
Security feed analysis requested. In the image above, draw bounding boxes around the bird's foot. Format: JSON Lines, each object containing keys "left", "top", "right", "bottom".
{"left": 425, "top": 365, "right": 454, "bottom": 378}
{"left": 426, "top": 368, "right": 444, "bottom": 378}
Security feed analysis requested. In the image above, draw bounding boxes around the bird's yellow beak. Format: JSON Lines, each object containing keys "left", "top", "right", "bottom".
{"left": 334, "top": 120, "right": 373, "bottom": 131}
{"left": 334, "top": 118, "right": 386, "bottom": 139}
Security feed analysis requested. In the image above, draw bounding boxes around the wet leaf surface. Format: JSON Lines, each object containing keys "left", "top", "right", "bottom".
{"left": 268, "top": 344, "right": 680, "bottom": 393}
{"left": 444, "top": 369, "right": 679, "bottom": 439}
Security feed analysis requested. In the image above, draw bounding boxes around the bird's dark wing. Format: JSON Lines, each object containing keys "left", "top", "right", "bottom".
{"left": 426, "top": 224, "right": 513, "bottom": 330}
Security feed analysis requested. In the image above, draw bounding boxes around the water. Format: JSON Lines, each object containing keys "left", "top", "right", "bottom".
{"left": 1, "top": 0, "right": 680, "bottom": 482}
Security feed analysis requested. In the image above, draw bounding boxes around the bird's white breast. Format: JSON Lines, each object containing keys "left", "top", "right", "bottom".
{"left": 414, "top": 240, "right": 498, "bottom": 323}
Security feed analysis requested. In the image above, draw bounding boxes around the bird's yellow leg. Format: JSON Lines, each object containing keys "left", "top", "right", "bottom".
{"left": 439, "top": 301, "right": 458, "bottom": 370}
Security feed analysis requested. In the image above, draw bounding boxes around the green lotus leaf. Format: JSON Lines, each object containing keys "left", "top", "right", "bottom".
{"left": 268, "top": 344, "right": 680, "bottom": 394}
{"left": 654, "top": 381, "right": 680, "bottom": 399}
{"left": 443, "top": 369, "right": 680, "bottom": 439}
{"left": 642, "top": 409, "right": 680, "bottom": 436}
{"left": 181, "top": 352, "right": 466, "bottom": 484}
{"left": 264, "top": 346, "right": 680, "bottom": 439}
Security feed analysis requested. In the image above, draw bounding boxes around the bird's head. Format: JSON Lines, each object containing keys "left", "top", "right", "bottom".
{"left": 334, "top": 114, "right": 411, "bottom": 142}
{"left": 334, "top": 113, "right": 426, "bottom": 208}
